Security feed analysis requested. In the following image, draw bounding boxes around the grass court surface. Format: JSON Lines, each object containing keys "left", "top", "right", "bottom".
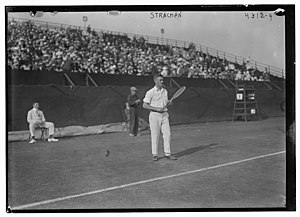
{"left": 8, "top": 117, "right": 286, "bottom": 210}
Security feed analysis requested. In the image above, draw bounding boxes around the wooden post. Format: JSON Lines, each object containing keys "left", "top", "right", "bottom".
{"left": 86, "top": 75, "right": 89, "bottom": 86}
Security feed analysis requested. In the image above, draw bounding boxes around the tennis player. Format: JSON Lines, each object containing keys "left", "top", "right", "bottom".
{"left": 143, "top": 74, "right": 177, "bottom": 161}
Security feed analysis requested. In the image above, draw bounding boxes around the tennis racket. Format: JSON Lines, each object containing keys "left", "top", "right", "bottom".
{"left": 163, "top": 86, "right": 186, "bottom": 109}
{"left": 169, "top": 86, "right": 186, "bottom": 103}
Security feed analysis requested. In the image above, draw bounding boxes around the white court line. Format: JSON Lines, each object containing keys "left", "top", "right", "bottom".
{"left": 11, "top": 151, "right": 285, "bottom": 210}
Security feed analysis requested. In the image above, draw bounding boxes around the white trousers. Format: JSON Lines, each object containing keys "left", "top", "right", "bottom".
{"left": 29, "top": 122, "right": 55, "bottom": 138}
{"left": 149, "top": 112, "right": 171, "bottom": 156}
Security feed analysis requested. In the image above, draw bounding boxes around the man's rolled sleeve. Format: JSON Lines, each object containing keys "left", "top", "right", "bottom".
{"left": 143, "top": 90, "right": 152, "bottom": 104}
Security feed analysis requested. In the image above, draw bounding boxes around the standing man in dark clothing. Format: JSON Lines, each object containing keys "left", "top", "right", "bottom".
{"left": 62, "top": 53, "right": 73, "bottom": 72}
{"left": 127, "top": 86, "right": 141, "bottom": 136}
{"left": 150, "top": 62, "right": 159, "bottom": 76}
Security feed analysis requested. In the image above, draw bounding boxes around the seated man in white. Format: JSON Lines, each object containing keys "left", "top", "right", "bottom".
{"left": 27, "top": 102, "right": 59, "bottom": 143}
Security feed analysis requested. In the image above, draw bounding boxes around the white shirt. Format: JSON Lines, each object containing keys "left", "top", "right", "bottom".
{"left": 161, "top": 69, "right": 168, "bottom": 77}
{"left": 143, "top": 86, "right": 169, "bottom": 108}
{"left": 27, "top": 108, "right": 46, "bottom": 124}
{"left": 235, "top": 71, "right": 242, "bottom": 80}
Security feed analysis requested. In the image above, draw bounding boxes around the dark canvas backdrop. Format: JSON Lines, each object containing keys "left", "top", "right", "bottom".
{"left": 7, "top": 85, "right": 285, "bottom": 131}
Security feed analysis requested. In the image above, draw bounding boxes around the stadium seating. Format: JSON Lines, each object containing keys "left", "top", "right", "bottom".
{"left": 7, "top": 19, "right": 283, "bottom": 82}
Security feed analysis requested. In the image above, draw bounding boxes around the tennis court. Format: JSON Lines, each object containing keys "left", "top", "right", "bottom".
{"left": 7, "top": 117, "right": 286, "bottom": 210}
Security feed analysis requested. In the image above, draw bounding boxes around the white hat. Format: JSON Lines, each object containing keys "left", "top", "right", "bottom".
{"left": 130, "top": 86, "right": 138, "bottom": 91}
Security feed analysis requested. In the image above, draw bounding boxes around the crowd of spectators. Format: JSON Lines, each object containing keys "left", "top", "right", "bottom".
{"left": 8, "top": 19, "right": 275, "bottom": 82}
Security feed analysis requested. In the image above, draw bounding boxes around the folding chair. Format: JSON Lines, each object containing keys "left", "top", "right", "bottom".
{"left": 28, "top": 127, "right": 48, "bottom": 141}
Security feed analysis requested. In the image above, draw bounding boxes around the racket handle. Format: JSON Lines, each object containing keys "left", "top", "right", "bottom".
{"left": 162, "top": 100, "right": 172, "bottom": 110}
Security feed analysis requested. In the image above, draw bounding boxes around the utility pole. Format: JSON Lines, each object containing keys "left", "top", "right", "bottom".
{"left": 83, "top": 16, "right": 88, "bottom": 34}
{"left": 161, "top": 28, "right": 164, "bottom": 45}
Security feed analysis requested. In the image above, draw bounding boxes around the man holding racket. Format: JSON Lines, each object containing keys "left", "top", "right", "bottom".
{"left": 143, "top": 74, "right": 177, "bottom": 161}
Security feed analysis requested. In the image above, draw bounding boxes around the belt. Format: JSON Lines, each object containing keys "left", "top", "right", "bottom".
{"left": 151, "top": 110, "right": 168, "bottom": 114}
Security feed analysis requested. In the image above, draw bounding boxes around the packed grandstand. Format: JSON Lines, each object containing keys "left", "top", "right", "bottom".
{"left": 7, "top": 18, "right": 284, "bottom": 82}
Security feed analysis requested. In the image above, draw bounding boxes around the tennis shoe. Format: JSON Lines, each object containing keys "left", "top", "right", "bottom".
{"left": 48, "top": 137, "right": 59, "bottom": 142}
{"left": 29, "top": 139, "right": 36, "bottom": 144}
{"left": 153, "top": 156, "right": 159, "bottom": 161}
{"left": 165, "top": 155, "right": 177, "bottom": 160}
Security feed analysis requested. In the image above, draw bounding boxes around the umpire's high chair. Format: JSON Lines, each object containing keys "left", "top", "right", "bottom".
{"left": 232, "top": 83, "right": 259, "bottom": 122}
{"left": 28, "top": 126, "right": 48, "bottom": 141}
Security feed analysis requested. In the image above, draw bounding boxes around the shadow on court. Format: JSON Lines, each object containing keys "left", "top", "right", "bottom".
{"left": 174, "top": 143, "right": 219, "bottom": 158}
